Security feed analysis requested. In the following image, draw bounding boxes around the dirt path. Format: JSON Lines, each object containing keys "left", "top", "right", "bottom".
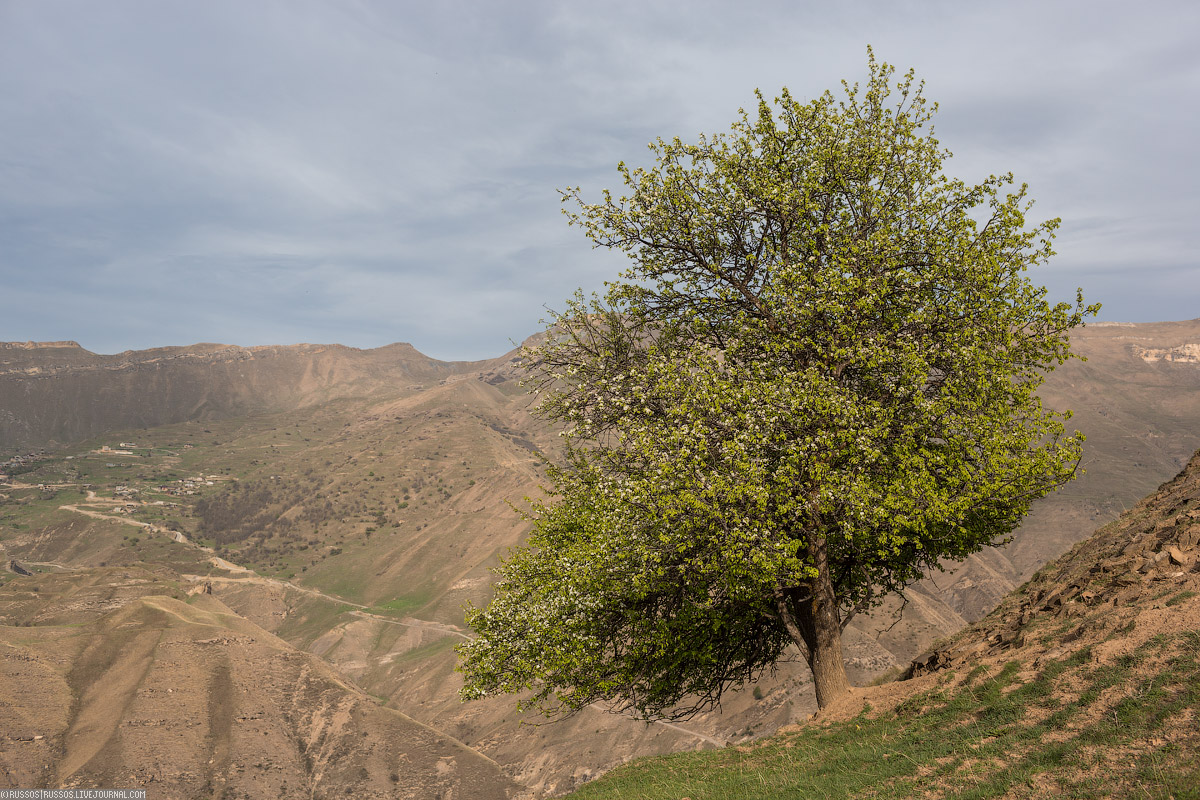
{"left": 54, "top": 501, "right": 380, "bottom": 612}
{"left": 344, "top": 613, "right": 721, "bottom": 745}
{"left": 207, "top": 556, "right": 254, "bottom": 575}
{"left": 649, "top": 718, "right": 726, "bottom": 747}
{"left": 192, "top": 574, "right": 367, "bottom": 609}
{"left": 59, "top": 503, "right": 191, "bottom": 543}
{"left": 17, "top": 560, "right": 79, "bottom": 572}
{"left": 59, "top": 502, "right": 254, "bottom": 576}
{"left": 3, "top": 481, "right": 84, "bottom": 490}
{"left": 346, "top": 612, "right": 722, "bottom": 745}
{"left": 349, "top": 609, "right": 471, "bottom": 640}
{"left": 195, "top": 573, "right": 723, "bottom": 747}
{"left": 55, "top": 499, "right": 723, "bottom": 749}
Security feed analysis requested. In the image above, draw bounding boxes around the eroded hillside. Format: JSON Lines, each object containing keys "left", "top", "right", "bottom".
{"left": 2, "top": 321, "right": 1199, "bottom": 796}
{"left": 0, "top": 340, "right": 481, "bottom": 450}
{"left": 0, "top": 574, "right": 514, "bottom": 798}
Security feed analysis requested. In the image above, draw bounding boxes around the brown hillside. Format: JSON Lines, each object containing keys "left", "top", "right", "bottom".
{"left": 905, "top": 445, "right": 1200, "bottom": 685}
{"left": 0, "top": 574, "right": 515, "bottom": 798}
{"left": 0, "top": 341, "right": 484, "bottom": 450}
{"left": 2, "top": 322, "right": 1199, "bottom": 796}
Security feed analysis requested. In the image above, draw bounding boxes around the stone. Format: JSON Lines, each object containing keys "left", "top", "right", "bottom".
{"left": 1182, "top": 526, "right": 1200, "bottom": 550}
{"left": 1167, "top": 546, "right": 1191, "bottom": 566}
{"left": 1123, "top": 537, "right": 1153, "bottom": 557}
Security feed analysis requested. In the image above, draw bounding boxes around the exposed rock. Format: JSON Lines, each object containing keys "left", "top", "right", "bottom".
{"left": 1133, "top": 342, "right": 1200, "bottom": 363}
{"left": 906, "top": 650, "right": 955, "bottom": 678}
{"left": 907, "top": 446, "right": 1200, "bottom": 679}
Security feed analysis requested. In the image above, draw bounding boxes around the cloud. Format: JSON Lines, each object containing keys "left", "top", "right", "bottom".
{"left": 1, "top": 0, "right": 1197, "bottom": 359}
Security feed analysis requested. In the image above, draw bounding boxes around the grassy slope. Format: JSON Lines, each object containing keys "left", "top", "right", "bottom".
{"left": 568, "top": 635, "right": 1200, "bottom": 799}
{"left": 567, "top": 451, "right": 1200, "bottom": 799}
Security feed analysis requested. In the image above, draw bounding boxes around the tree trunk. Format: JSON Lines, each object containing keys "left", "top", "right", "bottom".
{"left": 775, "top": 535, "right": 852, "bottom": 709}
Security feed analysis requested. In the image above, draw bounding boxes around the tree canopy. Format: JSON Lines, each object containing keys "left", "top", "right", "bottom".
{"left": 456, "top": 51, "right": 1098, "bottom": 717}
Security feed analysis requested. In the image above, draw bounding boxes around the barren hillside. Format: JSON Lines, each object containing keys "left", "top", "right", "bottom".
{"left": 0, "top": 570, "right": 514, "bottom": 798}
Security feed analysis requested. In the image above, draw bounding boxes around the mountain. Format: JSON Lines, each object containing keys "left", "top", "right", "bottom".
{"left": 0, "top": 340, "right": 485, "bottom": 450}
{"left": 2, "top": 319, "right": 1199, "bottom": 796}
{"left": 561, "top": 447, "right": 1200, "bottom": 798}
{"left": 1, "top": 339, "right": 709, "bottom": 797}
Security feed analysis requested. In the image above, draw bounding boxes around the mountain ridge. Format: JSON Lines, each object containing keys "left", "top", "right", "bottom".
{"left": 0, "top": 339, "right": 518, "bottom": 451}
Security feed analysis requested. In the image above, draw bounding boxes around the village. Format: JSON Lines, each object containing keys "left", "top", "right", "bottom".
{"left": 0, "top": 449, "right": 49, "bottom": 483}
{"left": 0, "top": 441, "right": 228, "bottom": 526}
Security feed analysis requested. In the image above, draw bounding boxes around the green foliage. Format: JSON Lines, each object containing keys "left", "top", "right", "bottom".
{"left": 373, "top": 591, "right": 433, "bottom": 617}
{"left": 458, "top": 50, "right": 1096, "bottom": 720}
{"left": 194, "top": 479, "right": 280, "bottom": 544}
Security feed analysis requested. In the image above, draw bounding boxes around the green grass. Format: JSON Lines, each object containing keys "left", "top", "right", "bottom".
{"left": 1165, "top": 590, "right": 1197, "bottom": 607}
{"left": 389, "top": 635, "right": 457, "bottom": 665}
{"left": 567, "top": 633, "right": 1200, "bottom": 799}
{"left": 371, "top": 590, "right": 434, "bottom": 617}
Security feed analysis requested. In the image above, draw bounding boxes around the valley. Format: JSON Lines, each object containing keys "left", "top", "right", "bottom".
{"left": 2, "top": 320, "right": 1200, "bottom": 796}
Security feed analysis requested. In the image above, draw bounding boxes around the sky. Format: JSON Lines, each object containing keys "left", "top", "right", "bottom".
{"left": 1, "top": 1, "right": 1197, "bottom": 361}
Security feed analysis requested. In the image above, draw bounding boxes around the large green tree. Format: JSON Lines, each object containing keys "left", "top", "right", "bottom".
{"left": 457, "top": 52, "right": 1098, "bottom": 716}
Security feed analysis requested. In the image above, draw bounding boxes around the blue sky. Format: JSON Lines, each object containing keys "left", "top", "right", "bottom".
{"left": 2, "top": 1, "right": 1196, "bottom": 360}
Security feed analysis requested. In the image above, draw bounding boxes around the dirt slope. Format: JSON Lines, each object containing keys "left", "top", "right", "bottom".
{"left": 0, "top": 582, "right": 514, "bottom": 798}
{"left": 905, "top": 445, "right": 1200, "bottom": 686}
{"left": 815, "top": 445, "right": 1200, "bottom": 785}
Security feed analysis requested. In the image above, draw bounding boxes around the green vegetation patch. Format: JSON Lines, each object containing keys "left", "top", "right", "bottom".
{"left": 1165, "top": 590, "right": 1197, "bottom": 608}
{"left": 371, "top": 590, "right": 434, "bottom": 618}
{"left": 390, "top": 635, "right": 458, "bottom": 665}
{"left": 568, "top": 634, "right": 1200, "bottom": 799}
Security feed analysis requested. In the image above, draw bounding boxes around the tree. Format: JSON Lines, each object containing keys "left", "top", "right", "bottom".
{"left": 457, "top": 51, "right": 1098, "bottom": 717}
